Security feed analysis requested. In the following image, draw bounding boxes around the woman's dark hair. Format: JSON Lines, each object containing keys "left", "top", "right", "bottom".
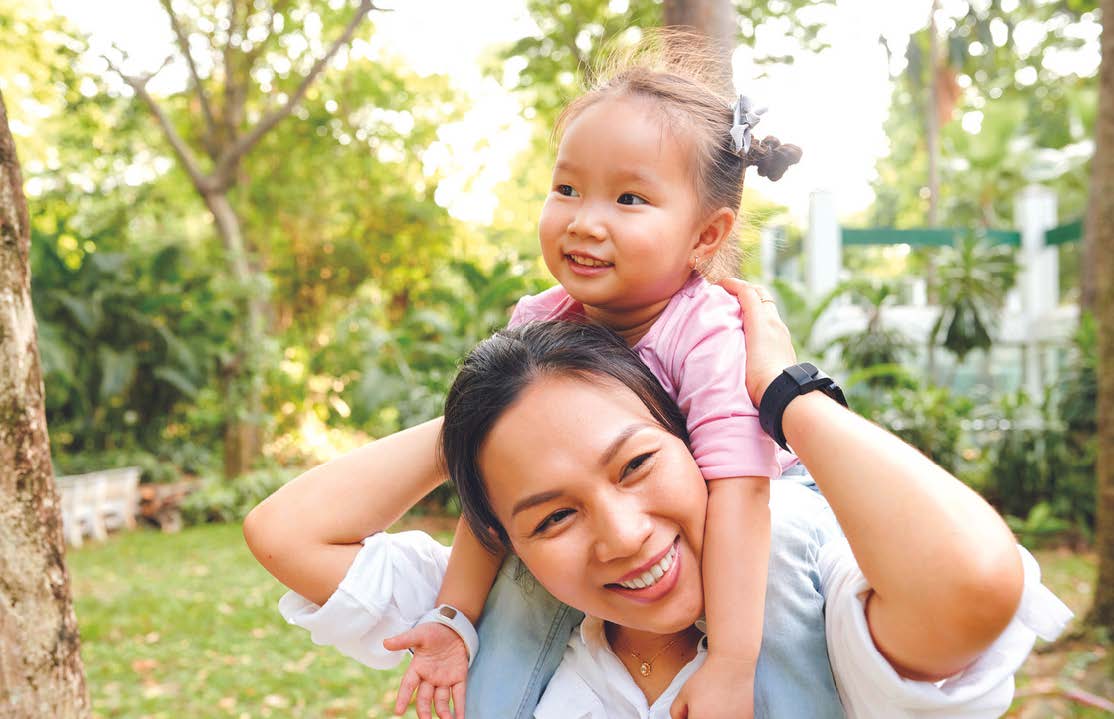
{"left": 441, "top": 320, "right": 689, "bottom": 553}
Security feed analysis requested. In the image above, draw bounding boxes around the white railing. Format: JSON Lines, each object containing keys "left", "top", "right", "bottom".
{"left": 56, "top": 467, "right": 141, "bottom": 547}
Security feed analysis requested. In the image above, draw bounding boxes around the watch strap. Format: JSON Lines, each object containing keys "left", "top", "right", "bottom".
{"left": 759, "top": 362, "right": 847, "bottom": 451}
{"left": 414, "top": 604, "right": 480, "bottom": 667}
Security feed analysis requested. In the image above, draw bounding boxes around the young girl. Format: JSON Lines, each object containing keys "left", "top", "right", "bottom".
{"left": 385, "top": 36, "right": 805, "bottom": 719}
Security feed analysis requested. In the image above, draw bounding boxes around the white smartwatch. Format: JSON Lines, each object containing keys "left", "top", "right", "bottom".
{"left": 414, "top": 604, "right": 480, "bottom": 666}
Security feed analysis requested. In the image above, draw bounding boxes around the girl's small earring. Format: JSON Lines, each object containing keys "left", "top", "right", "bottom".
{"left": 689, "top": 254, "right": 700, "bottom": 271}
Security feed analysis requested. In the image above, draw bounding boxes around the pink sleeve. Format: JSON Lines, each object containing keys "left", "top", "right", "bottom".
{"left": 659, "top": 289, "right": 780, "bottom": 481}
{"left": 507, "top": 285, "right": 573, "bottom": 328}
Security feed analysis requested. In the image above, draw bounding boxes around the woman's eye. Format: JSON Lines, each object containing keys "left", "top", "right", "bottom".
{"left": 534, "top": 509, "right": 574, "bottom": 534}
{"left": 621, "top": 452, "right": 654, "bottom": 479}
{"left": 555, "top": 184, "right": 579, "bottom": 197}
{"left": 617, "top": 192, "right": 647, "bottom": 206}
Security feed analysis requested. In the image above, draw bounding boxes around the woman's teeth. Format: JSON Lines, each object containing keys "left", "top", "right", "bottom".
{"left": 568, "top": 254, "right": 612, "bottom": 267}
{"left": 617, "top": 545, "right": 677, "bottom": 590}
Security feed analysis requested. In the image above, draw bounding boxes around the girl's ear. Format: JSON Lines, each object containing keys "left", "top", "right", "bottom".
{"left": 691, "top": 207, "right": 735, "bottom": 259}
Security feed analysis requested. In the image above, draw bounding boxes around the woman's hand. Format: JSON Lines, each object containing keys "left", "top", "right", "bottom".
{"left": 717, "top": 278, "right": 797, "bottom": 406}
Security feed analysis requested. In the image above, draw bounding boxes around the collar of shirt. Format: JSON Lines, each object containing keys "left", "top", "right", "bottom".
{"left": 537, "top": 617, "right": 709, "bottom": 719}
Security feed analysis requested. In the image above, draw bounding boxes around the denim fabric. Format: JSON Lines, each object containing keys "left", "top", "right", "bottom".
{"left": 466, "top": 476, "right": 845, "bottom": 719}
{"left": 466, "top": 556, "right": 584, "bottom": 718}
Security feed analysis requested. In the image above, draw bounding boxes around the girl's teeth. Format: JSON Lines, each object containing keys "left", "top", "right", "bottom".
{"left": 569, "top": 254, "right": 611, "bottom": 267}
{"left": 617, "top": 546, "right": 677, "bottom": 590}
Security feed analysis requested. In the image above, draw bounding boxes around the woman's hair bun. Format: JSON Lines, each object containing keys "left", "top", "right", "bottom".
{"left": 748, "top": 135, "right": 803, "bottom": 182}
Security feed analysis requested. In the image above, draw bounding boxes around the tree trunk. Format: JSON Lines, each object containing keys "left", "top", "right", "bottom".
{"left": 663, "top": 0, "right": 735, "bottom": 88}
{"left": 0, "top": 92, "right": 90, "bottom": 718}
{"left": 924, "top": 0, "right": 942, "bottom": 381}
{"left": 1086, "top": 0, "right": 1114, "bottom": 632}
{"left": 204, "top": 191, "right": 265, "bottom": 479}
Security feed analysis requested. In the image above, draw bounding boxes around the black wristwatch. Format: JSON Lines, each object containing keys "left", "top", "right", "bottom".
{"left": 758, "top": 362, "right": 848, "bottom": 451}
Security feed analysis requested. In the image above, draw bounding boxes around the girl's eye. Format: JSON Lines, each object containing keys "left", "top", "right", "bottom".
{"left": 556, "top": 184, "right": 579, "bottom": 197}
{"left": 617, "top": 192, "right": 647, "bottom": 206}
{"left": 534, "top": 508, "right": 574, "bottom": 535}
{"left": 621, "top": 452, "right": 654, "bottom": 480}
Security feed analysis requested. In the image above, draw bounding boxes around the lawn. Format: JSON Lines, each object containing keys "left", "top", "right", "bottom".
{"left": 69, "top": 522, "right": 1111, "bottom": 718}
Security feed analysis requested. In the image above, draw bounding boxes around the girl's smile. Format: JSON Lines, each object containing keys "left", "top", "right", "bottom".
{"left": 538, "top": 94, "right": 717, "bottom": 328}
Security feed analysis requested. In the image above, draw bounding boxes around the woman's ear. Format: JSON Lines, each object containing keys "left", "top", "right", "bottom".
{"left": 691, "top": 207, "right": 735, "bottom": 260}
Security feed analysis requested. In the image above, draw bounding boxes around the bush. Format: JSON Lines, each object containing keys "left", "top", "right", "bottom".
{"left": 181, "top": 465, "right": 296, "bottom": 526}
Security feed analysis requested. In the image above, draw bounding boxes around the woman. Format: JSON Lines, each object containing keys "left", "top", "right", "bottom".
{"left": 244, "top": 281, "right": 1069, "bottom": 719}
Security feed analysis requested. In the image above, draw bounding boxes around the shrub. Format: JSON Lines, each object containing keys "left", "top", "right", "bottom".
{"left": 181, "top": 466, "right": 295, "bottom": 526}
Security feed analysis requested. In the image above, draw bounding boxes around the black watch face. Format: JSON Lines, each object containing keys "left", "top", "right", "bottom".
{"left": 439, "top": 606, "right": 457, "bottom": 619}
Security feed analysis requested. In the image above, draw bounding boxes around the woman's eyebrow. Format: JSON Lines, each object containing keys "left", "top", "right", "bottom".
{"left": 511, "top": 490, "right": 562, "bottom": 518}
{"left": 598, "top": 422, "right": 654, "bottom": 467}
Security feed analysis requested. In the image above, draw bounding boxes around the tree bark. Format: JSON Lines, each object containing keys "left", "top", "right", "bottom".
{"left": 203, "top": 191, "right": 265, "bottom": 478}
{"left": 663, "top": 0, "right": 735, "bottom": 87}
{"left": 0, "top": 91, "right": 90, "bottom": 718}
{"left": 1086, "top": 0, "right": 1114, "bottom": 632}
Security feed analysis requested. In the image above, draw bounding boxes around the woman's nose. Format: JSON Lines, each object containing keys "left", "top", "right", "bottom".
{"left": 591, "top": 496, "right": 653, "bottom": 564}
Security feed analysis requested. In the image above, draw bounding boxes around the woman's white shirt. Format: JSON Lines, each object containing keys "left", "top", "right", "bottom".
{"left": 279, "top": 531, "right": 1071, "bottom": 718}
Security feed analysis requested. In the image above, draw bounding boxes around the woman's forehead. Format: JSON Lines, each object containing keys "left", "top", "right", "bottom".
{"left": 478, "top": 375, "right": 657, "bottom": 497}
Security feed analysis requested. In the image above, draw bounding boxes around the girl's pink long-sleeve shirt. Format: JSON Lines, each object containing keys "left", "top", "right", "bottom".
{"left": 509, "top": 273, "right": 795, "bottom": 481}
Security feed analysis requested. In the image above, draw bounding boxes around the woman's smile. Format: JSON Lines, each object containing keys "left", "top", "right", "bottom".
{"left": 606, "top": 536, "right": 682, "bottom": 603}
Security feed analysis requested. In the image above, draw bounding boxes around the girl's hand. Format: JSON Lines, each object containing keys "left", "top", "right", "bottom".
{"left": 383, "top": 623, "right": 468, "bottom": 719}
{"left": 669, "top": 655, "right": 756, "bottom": 719}
{"left": 718, "top": 278, "right": 797, "bottom": 407}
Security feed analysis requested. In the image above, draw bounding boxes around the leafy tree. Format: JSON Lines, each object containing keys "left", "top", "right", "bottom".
{"left": 0, "top": 89, "right": 89, "bottom": 719}
{"left": 873, "top": 1, "right": 1099, "bottom": 231}
{"left": 929, "top": 234, "right": 1019, "bottom": 363}
{"left": 99, "top": 0, "right": 380, "bottom": 477}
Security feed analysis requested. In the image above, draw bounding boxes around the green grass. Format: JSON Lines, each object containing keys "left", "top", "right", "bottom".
{"left": 1008, "top": 549, "right": 1112, "bottom": 719}
{"left": 70, "top": 524, "right": 1111, "bottom": 718}
{"left": 70, "top": 523, "right": 421, "bottom": 719}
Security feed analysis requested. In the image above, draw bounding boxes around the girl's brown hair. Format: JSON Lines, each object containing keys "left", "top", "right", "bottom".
{"left": 554, "top": 29, "right": 802, "bottom": 281}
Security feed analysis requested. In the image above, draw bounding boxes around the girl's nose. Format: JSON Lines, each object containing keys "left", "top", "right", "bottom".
{"left": 591, "top": 496, "right": 653, "bottom": 564}
{"left": 567, "top": 203, "right": 606, "bottom": 242}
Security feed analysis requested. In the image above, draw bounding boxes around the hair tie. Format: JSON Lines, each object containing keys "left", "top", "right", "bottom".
{"left": 730, "top": 95, "right": 767, "bottom": 155}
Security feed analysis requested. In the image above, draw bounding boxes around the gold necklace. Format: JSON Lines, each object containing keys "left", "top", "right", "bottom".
{"left": 623, "top": 635, "right": 684, "bottom": 677}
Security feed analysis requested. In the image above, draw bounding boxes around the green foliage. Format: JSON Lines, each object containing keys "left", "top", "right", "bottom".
{"left": 930, "top": 234, "right": 1020, "bottom": 362}
{"left": 181, "top": 467, "right": 293, "bottom": 526}
{"left": 1007, "top": 502, "right": 1073, "bottom": 548}
{"left": 827, "top": 279, "right": 913, "bottom": 384}
{"left": 851, "top": 374, "right": 975, "bottom": 475}
{"left": 872, "top": 3, "right": 1098, "bottom": 229}
{"left": 33, "top": 231, "right": 233, "bottom": 457}
{"left": 326, "top": 257, "right": 549, "bottom": 437}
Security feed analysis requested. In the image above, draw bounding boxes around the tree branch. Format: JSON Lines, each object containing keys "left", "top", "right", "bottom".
{"left": 103, "top": 50, "right": 213, "bottom": 194}
{"left": 159, "top": 0, "right": 218, "bottom": 156}
{"left": 212, "top": 0, "right": 376, "bottom": 182}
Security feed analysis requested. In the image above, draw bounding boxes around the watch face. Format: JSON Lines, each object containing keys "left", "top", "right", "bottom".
{"left": 439, "top": 606, "right": 457, "bottom": 619}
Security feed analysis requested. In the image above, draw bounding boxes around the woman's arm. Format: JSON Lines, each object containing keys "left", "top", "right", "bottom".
{"left": 243, "top": 416, "right": 446, "bottom": 606}
{"left": 721, "top": 279, "right": 1024, "bottom": 681}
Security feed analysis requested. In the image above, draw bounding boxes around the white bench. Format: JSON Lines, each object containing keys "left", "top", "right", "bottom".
{"left": 56, "top": 467, "right": 141, "bottom": 547}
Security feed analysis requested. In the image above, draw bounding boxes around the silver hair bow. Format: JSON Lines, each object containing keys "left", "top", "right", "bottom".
{"left": 730, "top": 95, "right": 767, "bottom": 155}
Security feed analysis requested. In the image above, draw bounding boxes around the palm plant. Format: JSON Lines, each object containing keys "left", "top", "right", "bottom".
{"left": 827, "top": 279, "right": 913, "bottom": 383}
{"left": 929, "top": 233, "right": 1020, "bottom": 363}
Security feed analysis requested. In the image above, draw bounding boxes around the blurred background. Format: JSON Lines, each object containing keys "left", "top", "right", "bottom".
{"left": 1, "top": 0, "right": 1108, "bottom": 716}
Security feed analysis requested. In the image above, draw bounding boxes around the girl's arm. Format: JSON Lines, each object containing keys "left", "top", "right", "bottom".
{"left": 722, "top": 279, "right": 1024, "bottom": 680}
{"left": 243, "top": 416, "right": 446, "bottom": 606}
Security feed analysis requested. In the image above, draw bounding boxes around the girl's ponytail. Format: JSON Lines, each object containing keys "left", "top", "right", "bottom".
{"left": 746, "top": 136, "right": 803, "bottom": 182}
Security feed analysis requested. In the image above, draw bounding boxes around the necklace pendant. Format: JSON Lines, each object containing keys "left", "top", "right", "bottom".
{"left": 639, "top": 661, "right": 652, "bottom": 677}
